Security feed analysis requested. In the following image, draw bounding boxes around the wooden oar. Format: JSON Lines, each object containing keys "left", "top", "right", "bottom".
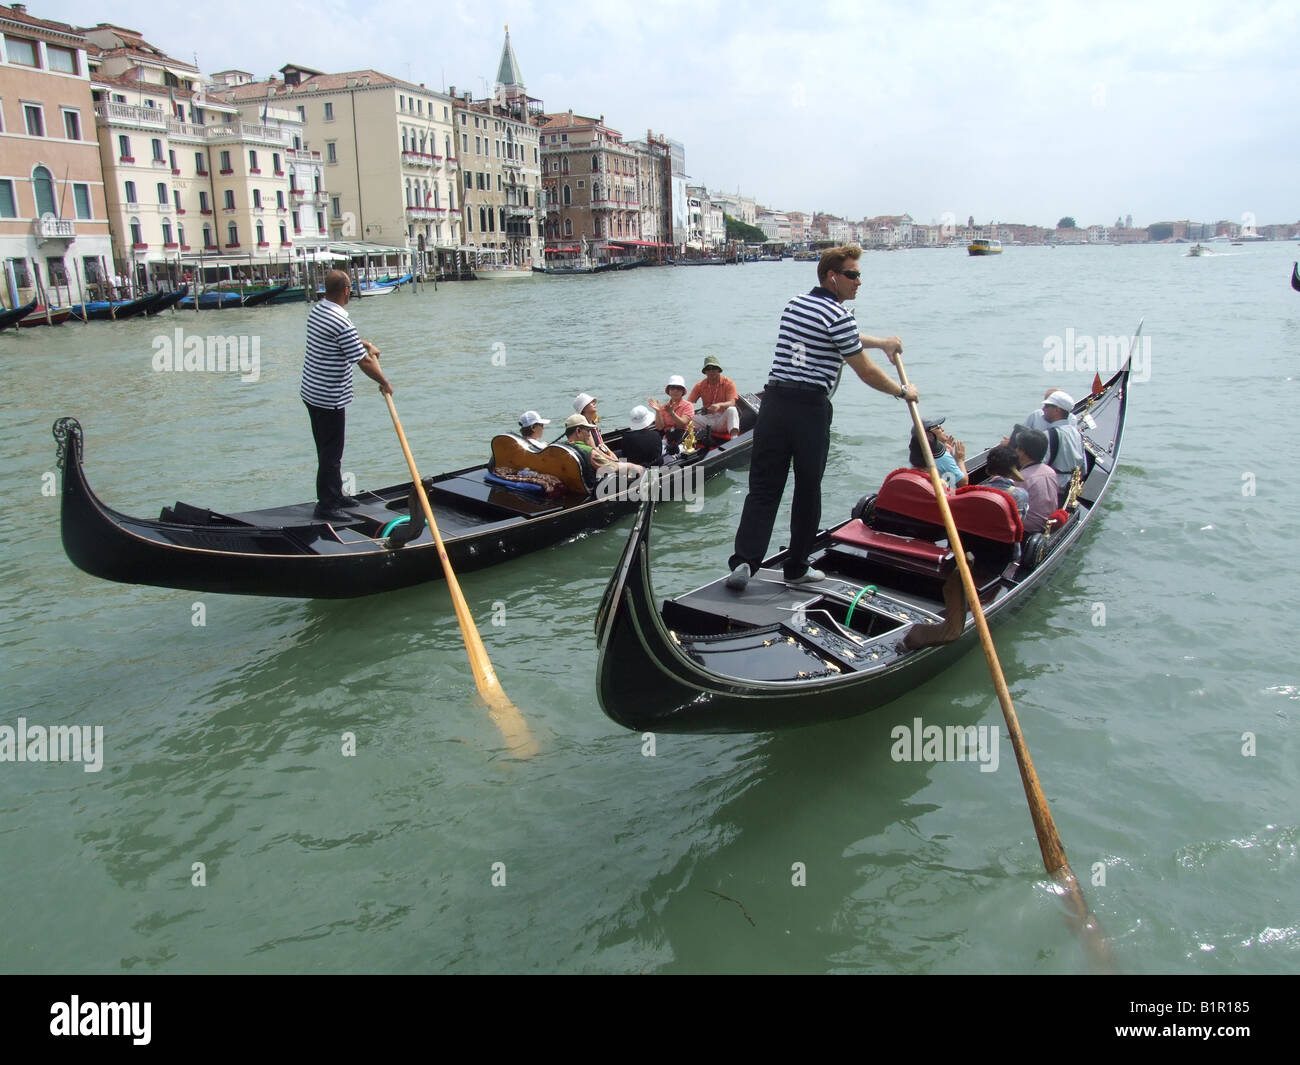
{"left": 383, "top": 392, "right": 537, "bottom": 757}
{"left": 895, "top": 355, "right": 1113, "bottom": 970}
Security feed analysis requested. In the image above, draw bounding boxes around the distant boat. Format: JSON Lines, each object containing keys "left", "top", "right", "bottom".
{"left": 354, "top": 282, "right": 397, "bottom": 297}
{"left": 178, "top": 290, "right": 243, "bottom": 310}
{"left": 1292, "top": 262, "right": 1300, "bottom": 292}
{"left": 474, "top": 265, "right": 534, "bottom": 280}
{"left": 968, "top": 238, "right": 1002, "bottom": 256}
{"left": 240, "top": 284, "right": 289, "bottom": 307}
{"left": 1186, "top": 244, "right": 1206, "bottom": 257}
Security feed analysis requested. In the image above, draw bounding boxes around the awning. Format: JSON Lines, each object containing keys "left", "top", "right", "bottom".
{"left": 544, "top": 245, "right": 581, "bottom": 254}
{"left": 609, "top": 239, "right": 670, "bottom": 247}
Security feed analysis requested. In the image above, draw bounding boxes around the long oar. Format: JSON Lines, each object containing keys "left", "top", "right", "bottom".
{"left": 383, "top": 392, "right": 537, "bottom": 757}
{"left": 895, "top": 355, "right": 1112, "bottom": 969}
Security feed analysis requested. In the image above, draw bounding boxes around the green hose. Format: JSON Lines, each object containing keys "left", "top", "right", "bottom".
{"left": 844, "top": 585, "right": 877, "bottom": 628}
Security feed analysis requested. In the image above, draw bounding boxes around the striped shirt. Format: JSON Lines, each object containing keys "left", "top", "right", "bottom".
{"left": 301, "top": 299, "right": 366, "bottom": 409}
{"left": 767, "top": 287, "right": 862, "bottom": 392}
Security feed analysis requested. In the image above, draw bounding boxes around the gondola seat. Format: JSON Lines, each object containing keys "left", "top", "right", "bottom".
{"left": 490, "top": 435, "right": 591, "bottom": 495}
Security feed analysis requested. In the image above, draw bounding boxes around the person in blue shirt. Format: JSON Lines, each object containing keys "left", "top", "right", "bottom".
{"left": 982, "top": 445, "right": 1030, "bottom": 522}
{"left": 909, "top": 417, "right": 968, "bottom": 490}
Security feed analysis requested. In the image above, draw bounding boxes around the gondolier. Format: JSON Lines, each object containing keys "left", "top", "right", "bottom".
{"left": 302, "top": 269, "right": 392, "bottom": 521}
{"left": 726, "top": 244, "right": 917, "bottom": 589}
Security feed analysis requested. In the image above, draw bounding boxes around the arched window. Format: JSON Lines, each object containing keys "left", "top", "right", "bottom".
{"left": 479, "top": 206, "right": 487, "bottom": 231}
{"left": 405, "top": 180, "right": 411, "bottom": 206}
{"left": 256, "top": 221, "right": 265, "bottom": 244}
{"left": 227, "top": 221, "right": 239, "bottom": 245}
{"left": 563, "top": 218, "right": 572, "bottom": 236}
{"left": 562, "top": 184, "right": 571, "bottom": 206}
{"left": 161, "top": 218, "right": 173, "bottom": 244}
{"left": 33, "top": 166, "right": 57, "bottom": 216}
{"left": 592, "top": 155, "right": 598, "bottom": 171}
{"left": 129, "top": 216, "right": 142, "bottom": 244}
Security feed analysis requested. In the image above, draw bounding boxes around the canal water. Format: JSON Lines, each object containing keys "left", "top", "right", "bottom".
{"left": 2, "top": 242, "right": 1296, "bottom": 973}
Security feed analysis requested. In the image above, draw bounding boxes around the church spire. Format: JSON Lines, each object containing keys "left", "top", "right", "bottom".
{"left": 496, "top": 25, "right": 523, "bottom": 89}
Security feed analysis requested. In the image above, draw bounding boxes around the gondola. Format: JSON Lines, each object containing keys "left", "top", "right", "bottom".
{"left": 142, "top": 286, "right": 188, "bottom": 315}
{"left": 240, "top": 284, "right": 288, "bottom": 307}
{"left": 177, "top": 290, "right": 243, "bottom": 310}
{"left": 1292, "top": 262, "right": 1300, "bottom": 292}
{"left": 52, "top": 394, "right": 762, "bottom": 599}
{"left": 68, "top": 293, "right": 159, "bottom": 321}
{"left": 0, "top": 299, "right": 39, "bottom": 329}
{"left": 595, "top": 357, "right": 1132, "bottom": 733}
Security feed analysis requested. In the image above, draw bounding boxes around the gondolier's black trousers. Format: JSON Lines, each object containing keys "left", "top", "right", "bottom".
{"left": 729, "top": 385, "right": 832, "bottom": 580}
{"left": 305, "top": 401, "right": 347, "bottom": 507}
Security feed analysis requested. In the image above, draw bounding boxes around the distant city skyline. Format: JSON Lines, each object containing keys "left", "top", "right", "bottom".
{"left": 31, "top": 0, "right": 1300, "bottom": 228}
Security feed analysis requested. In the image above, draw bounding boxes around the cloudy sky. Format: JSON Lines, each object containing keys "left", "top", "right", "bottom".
{"left": 40, "top": 0, "right": 1299, "bottom": 227}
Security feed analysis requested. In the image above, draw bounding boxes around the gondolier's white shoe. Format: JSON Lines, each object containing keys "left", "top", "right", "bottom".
{"left": 726, "top": 563, "right": 751, "bottom": 591}
{"left": 785, "top": 567, "right": 825, "bottom": 585}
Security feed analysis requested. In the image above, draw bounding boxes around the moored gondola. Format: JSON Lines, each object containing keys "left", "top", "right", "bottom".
{"left": 53, "top": 394, "right": 762, "bottom": 599}
{"left": 595, "top": 359, "right": 1132, "bottom": 733}
{"left": 143, "top": 286, "right": 188, "bottom": 315}
{"left": 0, "top": 299, "right": 39, "bottom": 329}
{"left": 68, "top": 293, "right": 159, "bottom": 321}
{"left": 1292, "top": 262, "right": 1300, "bottom": 292}
{"left": 240, "top": 284, "right": 288, "bottom": 307}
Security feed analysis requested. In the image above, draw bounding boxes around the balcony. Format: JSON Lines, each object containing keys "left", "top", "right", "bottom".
{"left": 401, "top": 151, "right": 433, "bottom": 168}
{"left": 166, "top": 119, "right": 207, "bottom": 140}
{"left": 94, "top": 102, "right": 167, "bottom": 129}
{"left": 204, "top": 120, "right": 288, "bottom": 146}
{"left": 405, "top": 206, "right": 437, "bottom": 220}
{"left": 34, "top": 216, "right": 76, "bottom": 241}
{"left": 291, "top": 189, "right": 306, "bottom": 198}
{"left": 287, "top": 148, "right": 320, "bottom": 163}
{"left": 446, "top": 157, "right": 459, "bottom": 170}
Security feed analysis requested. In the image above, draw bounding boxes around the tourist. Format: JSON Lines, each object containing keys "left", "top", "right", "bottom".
{"left": 982, "top": 445, "right": 1030, "bottom": 522}
{"left": 688, "top": 355, "right": 741, "bottom": 439}
{"left": 620, "top": 405, "right": 664, "bottom": 467}
{"left": 1013, "top": 429, "right": 1058, "bottom": 535}
{"left": 517, "top": 410, "right": 549, "bottom": 452}
{"left": 908, "top": 416, "right": 968, "bottom": 490}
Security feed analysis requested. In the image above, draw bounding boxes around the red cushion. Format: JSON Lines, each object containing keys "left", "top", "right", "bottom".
{"left": 874, "top": 468, "right": 1023, "bottom": 544}
{"left": 831, "top": 522, "right": 954, "bottom": 563}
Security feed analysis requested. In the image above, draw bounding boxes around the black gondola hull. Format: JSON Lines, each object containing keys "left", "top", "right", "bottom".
{"left": 54, "top": 406, "right": 759, "bottom": 599}
{"left": 595, "top": 357, "right": 1132, "bottom": 734}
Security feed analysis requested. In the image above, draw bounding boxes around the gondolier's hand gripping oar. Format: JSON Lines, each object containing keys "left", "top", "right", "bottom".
{"left": 893, "top": 354, "right": 1113, "bottom": 972}
{"left": 383, "top": 390, "right": 538, "bottom": 758}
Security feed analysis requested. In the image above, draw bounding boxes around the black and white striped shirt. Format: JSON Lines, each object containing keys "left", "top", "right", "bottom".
{"left": 300, "top": 299, "right": 366, "bottom": 409}
{"left": 768, "top": 287, "right": 862, "bottom": 392}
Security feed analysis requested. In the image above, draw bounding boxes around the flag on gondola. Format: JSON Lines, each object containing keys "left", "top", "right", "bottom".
{"left": 1092, "top": 372, "right": 1103, "bottom": 396}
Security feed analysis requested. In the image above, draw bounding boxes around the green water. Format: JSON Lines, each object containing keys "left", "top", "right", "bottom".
{"left": 3, "top": 244, "right": 1297, "bottom": 973}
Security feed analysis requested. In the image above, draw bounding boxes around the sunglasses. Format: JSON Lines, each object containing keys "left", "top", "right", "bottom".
{"left": 838, "top": 269, "right": 862, "bottom": 280}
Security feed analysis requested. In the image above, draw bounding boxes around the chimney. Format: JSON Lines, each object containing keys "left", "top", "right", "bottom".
{"left": 12, "top": 3, "right": 28, "bottom": 12}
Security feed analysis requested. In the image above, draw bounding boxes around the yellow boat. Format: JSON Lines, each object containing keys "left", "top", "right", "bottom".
{"left": 968, "top": 238, "right": 1003, "bottom": 256}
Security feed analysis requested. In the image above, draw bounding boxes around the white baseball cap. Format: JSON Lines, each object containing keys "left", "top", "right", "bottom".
{"left": 518, "top": 410, "right": 549, "bottom": 428}
{"left": 1044, "top": 390, "right": 1075, "bottom": 412}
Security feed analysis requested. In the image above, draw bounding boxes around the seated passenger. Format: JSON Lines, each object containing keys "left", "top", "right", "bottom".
{"left": 620, "top": 405, "right": 664, "bottom": 467}
{"left": 1013, "top": 429, "right": 1059, "bottom": 535}
{"left": 517, "top": 410, "right": 550, "bottom": 452}
{"left": 564, "top": 414, "right": 644, "bottom": 482}
{"left": 649, "top": 375, "right": 696, "bottom": 451}
{"left": 909, "top": 416, "right": 968, "bottom": 490}
{"left": 981, "top": 445, "right": 1030, "bottom": 523}
{"left": 688, "top": 355, "right": 741, "bottom": 439}
{"left": 571, "top": 391, "right": 618, "bottom": 461}
{"left": 1007, "top": 389, "right": 1085, "bottom": 490}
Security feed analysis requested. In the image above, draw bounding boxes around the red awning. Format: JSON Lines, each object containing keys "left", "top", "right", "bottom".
{"left": 544, "top": 245, "right": 581, "bottom": 254}
{"left": 610, "top": 239, "right": 668, "bottom": 247}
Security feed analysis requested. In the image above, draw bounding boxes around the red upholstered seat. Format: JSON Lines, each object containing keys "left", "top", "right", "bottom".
{"left": 830, "top": 522, "right": 954, "bottom": 565}
{"left": 874, "top": 468, "right": 1024, "bottom": 544}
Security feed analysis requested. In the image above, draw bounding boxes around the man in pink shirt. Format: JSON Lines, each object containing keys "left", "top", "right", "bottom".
{"left": 1014, "top": 428, "right": 1059, "bottom": 534}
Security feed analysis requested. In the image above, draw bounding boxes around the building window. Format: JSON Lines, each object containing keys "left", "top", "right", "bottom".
{"left": 30, "top": 166, "right": 55, "bottom": 215}
{"left": 330, "top": 196, "right": 341, "bottom": 218}
{"left": 73, "top": 183, "right": 92, "bottom": 219}
{"left": 198, "top": 190, "right": 209, "bottom": 212}
{"left": 178, "top": 224, "right": 186, "bottom": 247}
{"left": 279, "top": 222, "right": 287, "bottom": 243}
{"left": 326, "top": 142, "right": 337, "bottom": 164}
{"left": 162, "top": 220, "right": 173, "bottom": 244}
{"left": 23, "top": 104, "right": 44, "bottom": 137}
{"left": 297, "top": 105, "right": 305, "bottom": 122}
{"left": 5, "top": 37, "right": 38, "bottom": 67}
{"left": 46, "top": 44, "right": 79, "bottom": 74}
{"left": 173, "top": 189, "right": 182, "bottom": 212}
{"left": 203, "top": 225, "right": 214, "bottom": 247}
{"left": 323, "top": 101, "right": 334, "bottom": 120}
{"left": 125, "top": 180, "right": 138, "bottom": 205}
{"left": 256, "top": 221, "right": 265, "bottom": 244}
{"left": 152, "top": 138, "right": 164, "bottom": 161}
{"left": 563, "top": 185, "right": 571, "bottom": 206}
{"left": 276, "top": 189, "right": 285, "bottom": 209}
{"left": 62, "top": 109, "right": 81, "bottom": 140}
{"left": 273, "top": 152, "right": 281, "bottom": 173}
{"left": 130, "top": 217, "right": 143, "bottom": 244}
{"left": 223, "top": 190, "right": 235, "bottom": 209}
{"left": 461, "top": 132, "right": 468, "bottom": 153}
{"left": 316, "top": 211, "right": 325, "bottom": 231}
{"left": 564, "top": 218, "right": 572, "bottom": 236}
{"left": 156, "top": 182, "right": 168, "bottom": 204}
{"left": 249, "top": 149, "right": 259, "bottom": 172}
{"left": 195, "top": 151, "right": 207, "bottom": 175}
{"left": 252, "top": 188, "right": 262, "bottom": 208}
{"left": 219, "top": 150, "right": 232, "bottom": 172}
{"left": 168, "top": 148, "right": 177, "bottom": 171}
{"left": 227, "top": 222, "right": 238, "bottom": 245}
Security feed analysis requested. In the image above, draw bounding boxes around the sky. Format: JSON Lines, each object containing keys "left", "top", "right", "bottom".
{"left": 36, "top": 0, "right": 1300, "bottom": 228}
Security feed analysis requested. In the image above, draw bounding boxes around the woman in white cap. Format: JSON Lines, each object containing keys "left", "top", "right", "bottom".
{"left": 621, "top": 405, "right": 664, "bottom": 467}
{"left": 517, "top": 410, "right": 550, "bottom": 452}
{"left": 649, "top": 375, "right": 693, "bottom": 433}
{"left": 572, "top": 391, "right": 617, "bottom": 460}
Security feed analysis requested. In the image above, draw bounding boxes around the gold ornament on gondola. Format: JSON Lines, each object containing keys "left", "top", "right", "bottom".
{"left": 1065, "top": 465, "right": 1084, "bottom": 510}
